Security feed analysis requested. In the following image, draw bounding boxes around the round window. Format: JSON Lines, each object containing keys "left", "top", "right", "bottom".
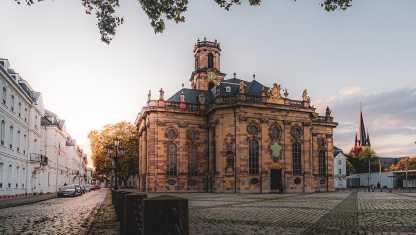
{"left": 291, "top": 128, "right": 301, "bottom": 138}
{"left": 318, "top": 138, "right": 325, "bottom": 148}
{"left": 248, "top": 125, "right": 259, "bottom": 135}
{"left": 188, "top": 130, "right": 196, "bottom": 141}
{"left": 168, "top": 129, "right": 176, "bottom": 140}
{"left": 271, "top": 126, "right": 279, "bottom": 139}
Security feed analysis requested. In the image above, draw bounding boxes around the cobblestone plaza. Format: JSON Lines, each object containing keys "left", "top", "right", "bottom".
{"left": 1, "top": 189, "right": 416, "bottom": 234}
{"left": 154, "top": 191, "right": 416, "bottom": 235}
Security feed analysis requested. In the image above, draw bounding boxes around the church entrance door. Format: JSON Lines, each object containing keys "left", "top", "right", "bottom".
{"left": 270, "top": 169, "right": 282, "bottom": 191}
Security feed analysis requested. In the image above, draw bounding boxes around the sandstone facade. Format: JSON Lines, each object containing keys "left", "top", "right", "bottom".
{"left": 135, "top": 39, "right": 338, "bottom": 193}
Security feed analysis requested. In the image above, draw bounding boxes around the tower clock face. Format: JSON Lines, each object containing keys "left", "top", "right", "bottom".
{"left": 208, "top": 72, "right": 215, "bottom": 80}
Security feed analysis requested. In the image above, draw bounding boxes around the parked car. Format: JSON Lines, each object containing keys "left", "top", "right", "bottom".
{"left": 94, "top": 184, "right": 100, "bottom": 190}
{"left": 89, "top": 185, "right": 95, "bottom": 191}
{"left": 83, "top": 185, "right": 91, "bottom": 192}
{"left": 57, "top": 185, "right": 79, "bottom": 197}
{"left": 74, "top": 184, "right": 83, "bottom": 195}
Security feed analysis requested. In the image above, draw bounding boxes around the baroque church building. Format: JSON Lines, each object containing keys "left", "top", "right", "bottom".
{"left": 135, "top": 39, "right": 338, "bottom": 193}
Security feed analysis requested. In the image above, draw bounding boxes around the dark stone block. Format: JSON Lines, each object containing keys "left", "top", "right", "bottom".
{"left": 143, "top": 195, "right": 189, "bottom": 235}
{"left": 124, "top": 193, "right": 147, "bottom": 235}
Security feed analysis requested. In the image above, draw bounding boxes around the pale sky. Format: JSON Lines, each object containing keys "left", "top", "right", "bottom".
{"left": 1, "top": 0, "right": 415, "bottom": 166}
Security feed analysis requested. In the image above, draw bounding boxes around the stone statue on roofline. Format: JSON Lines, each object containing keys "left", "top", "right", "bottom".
{"left": 303, "top": 89, "right": 311, "bottom": 102}
{"left": 159, "top": 88, "right": 164, "bottom": 101}
{"left": 200, "top": 92, "right": 205, "bottom": 104}
{"left": 267, "top": 83, "right": 284, "bottom": 104}
{"left": 147, "top": 90, "right": 151, "bottom": 101}
{"left": 180, "top": 90, "right": 185, "bottom": 102}
{"left": 326, "top": 106, "right": 332, "bottom": 118}
{"left": 239, "top": 81, "right": 245, "bottom": 94}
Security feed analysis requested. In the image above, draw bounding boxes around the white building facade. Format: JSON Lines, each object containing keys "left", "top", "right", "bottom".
{"left": 334, "top": 152, "right": 347, "bottom": 189}
{"left": 0, "top": 58, "right": 86, "bottom": 198}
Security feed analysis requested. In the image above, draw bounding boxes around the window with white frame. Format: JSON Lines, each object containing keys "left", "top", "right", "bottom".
{"left": 0, "top": 163, "right": 3, "bottom": 188}
{"left": 24, "top": 108, "right": 27, "bottom": 122}
{"left": 17, "top": 130, "right": 21, "bottom": 152}
{"left": 22, "top": 167, "right": 25, "bottom": 187}
{"left": 23, "top": 134, "right": 27, "bottom": 154}
{"left": 8, "top": 164, "right": 12, "bottom": 188}
{"left": 2, "top": 87, "right": 6, "bottom": 104}
{"left": 16, "top": 166, "right": 19, "bottom": 188}
{"left": 9, "top": 125, "right": 13, "bottom": 149}
{"left": 11, "top": 95, "right": 14, "bottom": 111}
{"left": 0, "top": 120, "right": 4, "bottom": 145}
{"left": 338, "top": 160, "right": 341, "bottom": 165}
{"left": 339, "top": 168, "right": 342, "bottom": 175}
{"left": 35, "top": 115, "right": 38, "bottom": 129}
{"left": 18, "top": 102, "right": 21, "bottom": 117}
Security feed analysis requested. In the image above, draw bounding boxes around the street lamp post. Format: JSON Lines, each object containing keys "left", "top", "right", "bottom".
{"left": 107, "top": 137, "right": 126, "bottom": 190}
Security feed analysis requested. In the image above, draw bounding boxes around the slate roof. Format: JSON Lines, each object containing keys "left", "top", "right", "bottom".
{"left": 167, "top": 89, "right": 214, "bottom": 104}
{"left": 379, "top": 157, "right": 405, "bottom": 169}
{"left": 167, "top": 78, "right": 271, "bottom": 104}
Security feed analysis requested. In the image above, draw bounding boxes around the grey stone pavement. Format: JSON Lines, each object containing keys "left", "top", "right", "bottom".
{"left": 2, "top": 188, "right": 416, "bottom": 234}
{"left": 0, "top": 189, "right": 107, "bottom": 234}
{"left": 142, "top": 189, "right": 416, "bottom": 235}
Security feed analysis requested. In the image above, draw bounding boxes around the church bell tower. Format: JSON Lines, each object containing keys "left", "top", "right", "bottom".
{"left": 190, "top": 38, "right": 226, "bottom": 91}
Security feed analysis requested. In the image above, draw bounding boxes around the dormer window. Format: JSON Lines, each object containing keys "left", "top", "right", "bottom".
{"left": 0, "top": 61, "right": 4, "bottom": 68}
{"left": 226, "top": 86, "right": 231, "bottom": 93}
{"left": 208, "top": 53, "right": 213, "bottom": 68}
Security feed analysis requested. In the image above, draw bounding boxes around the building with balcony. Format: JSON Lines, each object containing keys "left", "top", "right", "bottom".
{"left": 135, "top": 39, "right": 338, "bottom": 193}
{"left": 0, "top": 58, "right": 45, "bottom": 198}
{"left": 0, "top": 57, "right": 86, "bottom": 198}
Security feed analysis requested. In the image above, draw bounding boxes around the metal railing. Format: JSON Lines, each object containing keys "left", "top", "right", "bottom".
{"left": 30, "top": 153, "right": 48, "bottom": 165}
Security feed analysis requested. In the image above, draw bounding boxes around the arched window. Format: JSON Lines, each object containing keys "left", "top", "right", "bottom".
{"left": 292, "top": 142, "right": 301, "bottom": 175}
{"left": 188, "top": 144, "right": 198, "bottom": 176}
{"left": 167, "top": 143, "right": 177, "bottom": 176}
{"left": 319, "top": 150, "right": 326, "bottom": 177}
{"left": 208, "top": 53, "right": 214, "bottom": 68}
{"left": 249, "top": 139, "right": 259, "bottom": 175}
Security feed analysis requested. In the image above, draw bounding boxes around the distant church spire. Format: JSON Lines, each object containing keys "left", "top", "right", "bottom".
{"left": 355, "top": 105, "right": 371, "bottom": 148}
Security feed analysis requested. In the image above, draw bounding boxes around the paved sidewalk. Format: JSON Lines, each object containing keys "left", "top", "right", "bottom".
{"left": 0, "top": 193, "right": 57, "bottom": 209}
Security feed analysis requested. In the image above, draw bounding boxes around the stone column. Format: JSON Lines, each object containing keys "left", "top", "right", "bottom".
{"left": 143, "top": 195, "right": 189, "bottom": 235}
{"left": 124, "top": 193, "right": 147, "bottom": 235}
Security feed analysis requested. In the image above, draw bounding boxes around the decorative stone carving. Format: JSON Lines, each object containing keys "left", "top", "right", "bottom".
{"left": 147, "top": 90, "right": 151, "bottom": 101}
{"left": 198, "top": 124, "right": 207, "bottom": 129}
{"left": 261, "top": 86, "right": 266, "bottom": 96}
{"left": 180, "top": 90, "right": 185, "bottom": 102}
{"left": 267, "top": 83, "right": 284, "bottom": 104}
{"left": 224, "top": 134, "right": 235, "bottom": 151}
{"left": 239, "top": 81, "right": 245, "bottom": 94}
{"left": 239, "top": 116, "right": 248, "bottom": 121}
{"left": 302, "top": 122, "right": 311, "bottom": 127}
{"left": 216, "top": 85, "right": 220, "bottom": 96}
{"left": 326, "top": 134, "right": 333, "bottom": 138}
{"left": 260, "top": 118, "right": 269, "bottom": 123}
{"left": 156, "top": 120, "right": 166, "bottom": 126}
{"left": 326, "top": 106, "right": 332, "bottom": 118}
{"left": 283, "top": 120, "right": 291, "bottom": 125}
{"left": 178, "top": 123, "right": 188, "bottom": 128}
{"left": 302, "top": 89, "right": 311, "bottom": 102}
{"left": 284, "top": 89, "right": 289, "bottom": 98}
{"left": 159, "top": 88, "right": 164, "bottom": 101}
{"left": 199, "top": 92, "right": 205, "bottom": 104}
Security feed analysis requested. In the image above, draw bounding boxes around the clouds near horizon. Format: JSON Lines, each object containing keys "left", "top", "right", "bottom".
{"left": 314, "top": 87, "right": 416, "bottom": 158}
